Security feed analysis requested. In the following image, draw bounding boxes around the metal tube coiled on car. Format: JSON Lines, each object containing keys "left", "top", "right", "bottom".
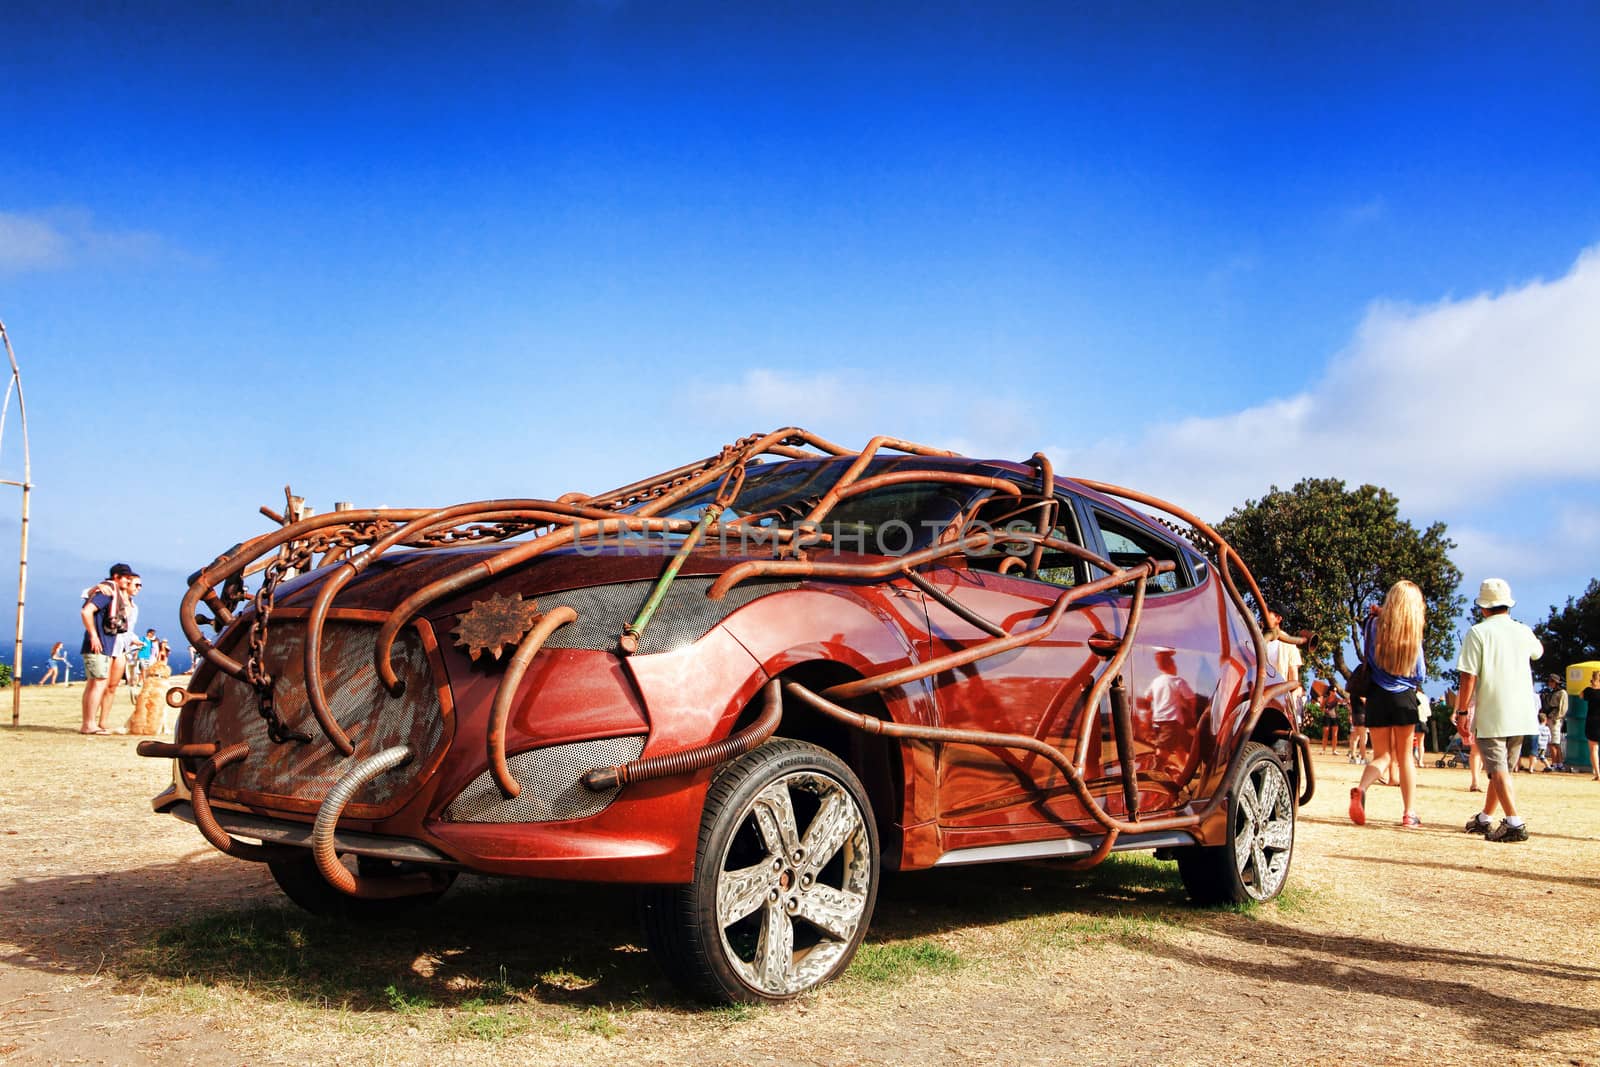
{"left": 582, "top": 679, "right": 782, "bottom": 792}
{"left": 311, "top": 745, "right": 419, "bottom": 897}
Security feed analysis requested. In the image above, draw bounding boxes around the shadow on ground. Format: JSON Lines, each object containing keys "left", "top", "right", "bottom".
{"left": 0, "top": 852, "right": 1194, "bottom": 1012}
{"left": 1137, "top": 916, "right": 1600, "bottom": 1054}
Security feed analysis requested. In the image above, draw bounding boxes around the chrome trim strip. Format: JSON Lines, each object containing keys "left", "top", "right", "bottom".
{"left": 933, "top": 830, "right": 1198, "bottom": 867}
{"left": 166, "top": 800, "right": 458, "bottom": 866}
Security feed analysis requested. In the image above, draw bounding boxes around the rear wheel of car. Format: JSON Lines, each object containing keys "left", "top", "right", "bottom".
{"left": 268, "top": 854, "right": 457, "bottom": 921}
{"left": 641, "top": 739, "right": 879, "bottom": 1004}
{"left": 1176, "top": 741, "right": 1294, "bottom": 906}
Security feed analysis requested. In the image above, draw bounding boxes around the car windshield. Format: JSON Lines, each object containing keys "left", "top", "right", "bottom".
{"left": 631, "top": 458, "right": 988, "bottom": 556}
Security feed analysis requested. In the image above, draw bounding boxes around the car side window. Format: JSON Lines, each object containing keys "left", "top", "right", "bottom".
{"left": 960, "top": 492, "right": 1087, "bottom": 589}
{"left": 1092, "top": 511, "right": 1190, "bottom": 595}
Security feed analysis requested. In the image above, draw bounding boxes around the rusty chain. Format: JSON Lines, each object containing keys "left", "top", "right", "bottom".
{"left": 599, "top": 433, "right": 816, "bottom": 512}
{"left": 245, "top": 540, "right": 316, "bottom": 744}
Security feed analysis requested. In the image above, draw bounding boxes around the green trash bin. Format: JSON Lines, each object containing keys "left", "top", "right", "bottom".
{"left": 1567, "top": 696, "right": 1590, "bottom": 771}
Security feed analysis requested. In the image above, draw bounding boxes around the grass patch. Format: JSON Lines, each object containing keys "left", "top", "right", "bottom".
{"left": 446, "top": 999, "right": 534, "bottom": 1041}
{"left": 383, "top": 984, "right": 434, "bottom": 1015}
{"left": 1041, "top": 911, "right": 1176, "bottom": 949}
{"left": 575, "top": 1006, "right": 621, "bottom": 1038}
{"left": 709, "top": 1002, "right": 760, "bottom": 1023}
{"left": 1216, "top": 881, "right": 1320, "bottom": 918}
{"left": 847, "top": 939, "right": 967, "bottom": 984}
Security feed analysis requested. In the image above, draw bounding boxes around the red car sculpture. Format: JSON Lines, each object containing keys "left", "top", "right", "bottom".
{"left": 144, "top": 429, "right": 1312, "bottom": 1004}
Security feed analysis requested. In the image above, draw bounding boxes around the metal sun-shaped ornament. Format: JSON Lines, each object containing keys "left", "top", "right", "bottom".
{"left": 452, "top": 592, "right": 543, "bottom": 662}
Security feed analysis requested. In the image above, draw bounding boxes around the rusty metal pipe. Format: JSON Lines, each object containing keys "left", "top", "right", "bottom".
{"left": 179, "top": 507, "right": 439, "bottom": 681}
{"left": 708, "top": 530, "right": 1003, "bottom": 600}
{"left": 302, "top": 503, "right": 608, "bottom": 754}
{"left": 310, "top": 745, "right": 445, "bottom": 899}
{"left": 902, "top": 569, "right": 1006, "bottom": 637}
{"left": 1109, "top": 675, "right": 1139, "bottom": 821}
{"left": 165, "top": 687, "right": 214, "bottom": 709}
{"left": 135, "top": 740, "right": 220, "bottom": 760}
{"left": 372, "top": 514, "right": 698, "bottom": 695}
{"left": 832, "top": 470, "right": 1023, "bottom": 502}
{"left": 1052, "top": 827, "right": 1120, "bottom": 871}
{"left": 1073, "top": 476, "right": 1310, "bottom": 793}
{"left": 586, "top": 427, "right": 843, "bottom": 513}
{"left": 626, "top": 428, "right": 853, "bottom": 518}
{"left": 190, "top": 743, "right": 298, "bottom": 861}
{"left": 486, "top": 606, "right": 579, "bottom": 798}
{"left": 1026, "top": 452, "right": 1056, "bottom": 579}
{"left": 786, "top": 681, "right": 1278, "bottom": 842}
{"left": 822, "top": 560, "right": 1167, "bottom": 701}
{"left": 801, "top": 435, "right": 960, "bottom": 524}
{"left": 582, "top": 679, "right": 783, "bottom": 792}
{"left": 1070, "top": 577, "right": 1152, "bottom": 776}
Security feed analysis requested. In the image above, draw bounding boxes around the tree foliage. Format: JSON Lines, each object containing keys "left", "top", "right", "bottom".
{"left": 1215, "top": 477, "right": 1464, "bottom": 686}
{"left": 1533, "top": 578, "right": 1600, "bottom": 675}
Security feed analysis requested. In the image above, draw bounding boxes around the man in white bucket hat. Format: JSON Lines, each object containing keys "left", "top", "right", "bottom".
{"left": 1456, "top": 578, "right": 1543, "bottom": 842}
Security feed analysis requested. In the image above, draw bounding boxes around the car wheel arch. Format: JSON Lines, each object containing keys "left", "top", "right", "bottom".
{"left": 714, "top": 659, "right": 909, "bottom": 871}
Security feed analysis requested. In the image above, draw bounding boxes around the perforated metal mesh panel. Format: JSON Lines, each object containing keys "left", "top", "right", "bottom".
{"left": 191, "top": 620, "right": 445, "bottom": 814}
{"left": 444, "top": 734, "right": 647, "bottom": 822}
{"left": 530, "top": 577, "right": 800, "bottom": 655}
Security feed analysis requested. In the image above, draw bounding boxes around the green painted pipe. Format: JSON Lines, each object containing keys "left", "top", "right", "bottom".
{"left": 619, "top": 503, "right": 724, "bottom": 654}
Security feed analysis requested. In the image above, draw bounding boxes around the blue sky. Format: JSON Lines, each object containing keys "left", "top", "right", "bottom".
{"left": 2, "top": 3, "right": 1597, "bottom": 683}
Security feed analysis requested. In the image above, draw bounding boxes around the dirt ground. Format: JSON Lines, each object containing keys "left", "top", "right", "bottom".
{"left": 2, "top": 682, "right": 1597, "bottom": 1066}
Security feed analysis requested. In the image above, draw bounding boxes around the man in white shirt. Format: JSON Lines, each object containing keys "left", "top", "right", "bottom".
{"left": 1458, "top": 578, "right": 1543, "bottom": 843}
{"left": 1264, "top": 611, "right": 1305, "bottom": 727}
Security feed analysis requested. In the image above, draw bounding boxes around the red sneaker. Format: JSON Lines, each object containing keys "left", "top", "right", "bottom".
{"left": 1400, "top": 812, "right": 1422, "bottom": 829}
{"left": 1349, "top": 787, "right": 1366, "bottom": 825}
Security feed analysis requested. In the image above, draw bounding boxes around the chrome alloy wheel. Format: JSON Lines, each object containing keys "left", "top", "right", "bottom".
{"left": 1232, "top": 755, "right": 1293, "bottom": 901}
{"left": 714, "top": 770, "right": 873, "bottom": 997}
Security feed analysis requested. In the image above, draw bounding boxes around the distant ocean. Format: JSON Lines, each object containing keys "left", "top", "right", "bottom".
{"left": 10, "top": 640, "right": 201, "bottom": 682}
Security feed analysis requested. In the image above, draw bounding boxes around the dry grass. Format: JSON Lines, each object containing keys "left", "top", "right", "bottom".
{"left": 2, "top": 683, "right": 1598, "bottom": 1066}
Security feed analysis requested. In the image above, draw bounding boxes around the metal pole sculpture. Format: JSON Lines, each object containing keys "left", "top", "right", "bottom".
{"left": 0, "top": 320, "right": 32, "bottom": 726}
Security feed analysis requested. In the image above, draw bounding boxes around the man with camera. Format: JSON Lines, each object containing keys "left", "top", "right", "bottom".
{"left": 78, "top": 563, "right": 136, "bottom": 735}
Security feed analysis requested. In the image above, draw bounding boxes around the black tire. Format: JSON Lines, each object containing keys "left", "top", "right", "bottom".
{"left": 268, "top": 853, "right": 457, "bottom": 921}
{"left": 1176, "top": 741, "right": 1294, "bottom": 906}
{"left": 641, "top": 739, "right": 879, "bottom": 1004}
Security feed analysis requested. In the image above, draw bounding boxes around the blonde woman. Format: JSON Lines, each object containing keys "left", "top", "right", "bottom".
{"left": 1349, "top": 581, "right": 1427, "bottom": 828}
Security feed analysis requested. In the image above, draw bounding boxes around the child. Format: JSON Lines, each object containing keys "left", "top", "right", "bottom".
{"left": 1533, "top": 712, "right": 1553, "bottom": 772}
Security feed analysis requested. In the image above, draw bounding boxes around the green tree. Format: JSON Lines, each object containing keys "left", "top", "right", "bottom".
{"left": 1533, "top": 578, "right": 1600, "bottom": 675}
{"left": 1215, "top": 478, "right": 1465, "bottom": 687}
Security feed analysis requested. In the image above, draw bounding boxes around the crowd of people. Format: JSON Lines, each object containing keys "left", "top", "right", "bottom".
{"left": 1311, "top": 575, "right": 1597, "bottom": 846}
{"left": 71, "top": 562, "right": 175, "bottom": 737}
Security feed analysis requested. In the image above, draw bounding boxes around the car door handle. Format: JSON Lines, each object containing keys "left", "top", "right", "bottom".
{"left": 1088, "top": 631, "right": 1122, "bottom": 658}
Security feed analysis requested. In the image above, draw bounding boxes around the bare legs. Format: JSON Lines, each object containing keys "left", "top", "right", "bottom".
{"left": 97, "top": 656, "right": 125, "bottom": 731}
{"left": 1356, "top": 725, "right": 1417, "bottom": 819}
{"left": 80, "top": 674, "right": 108, "bottom": 733}
{"left": 1481, "top": 763, "right": 1520, "bottom": 819}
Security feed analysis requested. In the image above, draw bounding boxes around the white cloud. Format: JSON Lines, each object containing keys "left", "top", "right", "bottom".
{"left": 0, "top": 212, "right": 70, "bottom": 271}
{"left": 693, "top": 246, "right": 1600, "bottom": 552}
{"left": 0, "top": 208, "right": 169, "bottom": 274}
{"left": 1066, "top": 245, "right": 1600, "bottom": 519}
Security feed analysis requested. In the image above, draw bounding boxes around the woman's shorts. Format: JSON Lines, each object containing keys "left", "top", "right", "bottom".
{"left": 1364, "top": 685, "right": 1421, "bottom": 729}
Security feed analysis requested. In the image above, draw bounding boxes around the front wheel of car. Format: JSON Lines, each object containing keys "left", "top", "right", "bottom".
{"left": 641, "top": 738, "right": 880, "bottom": 1004}
{"left": 268, "top": 854, "right": 457, "bottom": 921}
{"left": 1176, "top": 741, "right": 1294, "bottom": 906}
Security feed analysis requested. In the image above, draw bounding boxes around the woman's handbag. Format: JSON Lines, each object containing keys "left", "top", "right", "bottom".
{"left": 1347, "top": 662, "right": 1371, "bottom": 699}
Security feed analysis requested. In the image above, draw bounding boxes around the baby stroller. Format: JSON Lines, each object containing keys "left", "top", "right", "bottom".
{"left": 1435, "top": 735, "right": 1470, "bottom": 768}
